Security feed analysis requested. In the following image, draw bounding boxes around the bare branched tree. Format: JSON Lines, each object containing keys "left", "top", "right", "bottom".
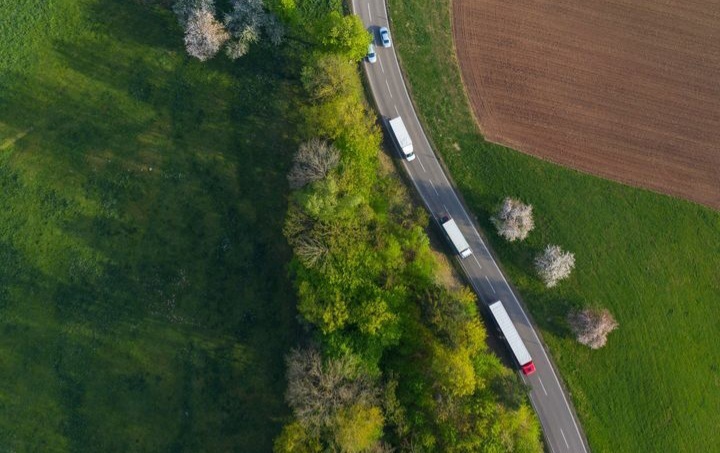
{"left": 283, "top": 203, "right": 313, "bottom": 241}
{"left": 173, "top": 0, "right": 210, "bottom": 25}
{"left": 224, "top": 27, "right": 259, "bottom": 59}
{"left": 224, "top": 0, "right": 284, "bottom": 59}
{"left": 182, "top": 1, "right": 229, "bottom": 61}
{"left": 534, "top": 244, "right": 575, "bottom": 288}
{"left": 492, "top": 197, "right": 535, "bottom": 242}
{"left": 287, "top": 139, "right": 340, "bottom": 189}
{"left": 285, "top": 348, "right": 378, "bottom": 432}
{"left": 568, "top": 308, "right": 618, "bottom": 349}
{"left": 294, "top": 234, "right": 329, "bottom": 268}
{"left": 284, "top": 203, "right": 337, "bottom": 269}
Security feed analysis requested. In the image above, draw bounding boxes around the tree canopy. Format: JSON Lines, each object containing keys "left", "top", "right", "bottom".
{"left": 221, "top": 0, "right": 546, "bottom": 450}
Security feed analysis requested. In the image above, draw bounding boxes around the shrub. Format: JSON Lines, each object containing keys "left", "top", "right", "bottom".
{"left": 492, "top": 197, "right": 534, "bottom": 242}
{"left": 568, "top": 308, "right": 619, "bottom": 349}
{"left": 534, "top": 244, "right": 575, "bottom": 287}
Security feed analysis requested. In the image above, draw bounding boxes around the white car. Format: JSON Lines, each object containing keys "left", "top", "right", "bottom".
{"left": 379, "top": 27, "right": 391, "bottom": 48}
{"left": 367, "top": 43, "right": 377, "bottom": 63}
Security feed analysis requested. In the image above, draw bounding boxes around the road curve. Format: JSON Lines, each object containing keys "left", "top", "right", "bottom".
{"left": 350, "top": 1, "right": 591, "bottom": 451}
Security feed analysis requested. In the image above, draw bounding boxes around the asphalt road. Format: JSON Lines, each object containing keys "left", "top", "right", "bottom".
{"left": 351, "top": 1, "right": 590, "bottom": 451}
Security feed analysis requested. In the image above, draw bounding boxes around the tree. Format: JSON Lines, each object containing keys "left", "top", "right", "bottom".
{"left": 332, "top": 404, "right": 384, "bottom": 453}
{"left": 284, "top": 348, "right": 379, "bottom": 431}
{"left": 497, "top": 404, "right": 543, "bottom": 453}
{"left": 174, "top": 0, "right": 282, "bottom": 61}
{"left": 297, "top": 177, "right": 341, "bottom": 221}
{"left": 293, "top": 234, "right": 329, "bottom": 268}
{"left": 356, "top": 296, "right": 397, "bottom": 336}
{"left": 283, "top": 203, "right": 331, "bottom": 268}
{"left": 492, "top": 197, "right": 534, "bottom": 242}
{"left": 287, "top": 139, "right": 340, "bottom": 189}
{"left": 173, "top": 0, "right": 211, "bottom": 25}
{"left": 534, "top": 244, "right": 575, "bottom": 288}
{"left": 317, "top": 12, "right": 371, "bottom": 61}
{"left": 273, "top": 421, "right": 322, "bottom": 453}
{"left": 181, "top": 0, "right": 229, "bottom": 61}
{"left": 224, "top": 0, "right": 284, "bottom": 59}
{"left": 283, "top": 203, "right": 314, "bottom": 242}
{"left": 568, "top": 308, "right": 619, "bottom": 349}
{"left": 430, "top": 343, "right": 477, "bottom": 398}
{"left": 296, "top": 281, "right": 349, "bottom": 333}
{"left": 301, "top": 54, "right": 356, "bottom": 102}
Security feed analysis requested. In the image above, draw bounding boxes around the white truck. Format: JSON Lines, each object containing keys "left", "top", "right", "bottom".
{"left": 389, "top": 117, "right": 415, "bottom": 161}
{"left": 489, "top": 301, "right": 536, "bottom": 375}
{"left": 440, "top": 216, "right": 472, "bottom": 258}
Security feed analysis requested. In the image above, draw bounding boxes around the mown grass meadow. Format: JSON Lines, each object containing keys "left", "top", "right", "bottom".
{"left": 0, "top": 0, "right": 299, "bottom": 450}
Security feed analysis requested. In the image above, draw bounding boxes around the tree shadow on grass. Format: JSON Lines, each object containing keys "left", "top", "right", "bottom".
{"left": 89, "top": 0, "right": 182, "bottom": 52}
{"left": 0, "top": 0, "right": 305, "bottom": 448}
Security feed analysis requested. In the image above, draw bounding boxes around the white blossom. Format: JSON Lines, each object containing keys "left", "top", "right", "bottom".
{"left": 568, "top": 308, "right": 618, "bottom": 349}
{"left": 535, "top": 244, "right": 575, "bottom": 287}
{"left": 492, "top": 197, "right": 534, "bottom": 242}
{"left": 183, "top": 1, "right": 229, "bottom": 61}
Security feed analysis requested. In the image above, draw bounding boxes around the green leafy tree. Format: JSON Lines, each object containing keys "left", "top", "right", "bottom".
{"left": 496, "top": 405, "right": 543, "bottom": 453}
{"left": 301, "top": 54, "right": 357, "bottom": 101}
{"left": 430, "top": 343, "right": 476, "bottom": 398}
{"left": 297, "top": 176, "right": 341, "bottom": 221}
{"left": 317, "top": 12, "right": 371, "bottom": 60}
{"left": 274, "top": 422, "right": 322, "bottom": 453}
{"left": 332, "top": 403, "right": 384, "bottom": 452}
{"left": 356, "top": 296, "right": 396, "bottom": 336}
{"left": 297, "top": 279, "right": 349, "bottom": 333}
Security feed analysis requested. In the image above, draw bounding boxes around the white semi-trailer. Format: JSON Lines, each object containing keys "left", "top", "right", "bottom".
{"left": 489, "top": 301, "right": 536, "bottom": 375}
{"left": 389, "top": 117, "right": 415, "bottom": 161}
{"left": 440, "top": 216, "right": 472, "bottom": 258}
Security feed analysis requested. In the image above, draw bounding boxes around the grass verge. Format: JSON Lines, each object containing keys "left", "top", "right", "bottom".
{"left": 387, "top": 0, "right": 720, "bottom": 450}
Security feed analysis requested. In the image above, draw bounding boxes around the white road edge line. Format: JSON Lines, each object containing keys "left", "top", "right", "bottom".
{"left": 367, "top": 2, "right": 372, "bottom": 20}
{"left": 352, "top": 1, "right": 587, "bottom": 451}
{"left": 429, "top": 179, "right": 439, "bottom": 195}
{"left": 560, "top": 428, "right": 570, "bottom": 449}
{"left": 538, "top": 376, "right": 548, "bottom": 395}
{"left": 485, "top": 276, "right": 496, "bottom": 294}
{"left": 385, "top": 79, "right": 392, "bottom": 97}
{"left": 453, "top": 185, "right": 587, "bottom": 450}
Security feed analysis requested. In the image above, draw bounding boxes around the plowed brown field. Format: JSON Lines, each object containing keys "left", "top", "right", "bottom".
{"left": 453, "top": 0, "right": 720, "bottom": 208}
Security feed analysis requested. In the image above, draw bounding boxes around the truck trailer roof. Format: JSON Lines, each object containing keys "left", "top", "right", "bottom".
{"left": 389, "top": 117, "right": 414, "bottom": 155}
{"left": 440, "top": 217, "right": 472, "bottom": 258}
{"left": 489, "top": 301, "right": 534, "bottom": 373}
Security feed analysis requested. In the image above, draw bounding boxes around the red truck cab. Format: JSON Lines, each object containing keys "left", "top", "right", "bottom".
{"left": 521, "top": 361, "right": 536, "bottom": 375}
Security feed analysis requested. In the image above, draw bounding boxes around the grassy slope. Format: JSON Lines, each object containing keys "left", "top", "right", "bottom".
{"left": 386, "top": 0, "right": 720, "bottom": 451}
{"left": 0, "top": 0, "right": 298, "bottom": 450}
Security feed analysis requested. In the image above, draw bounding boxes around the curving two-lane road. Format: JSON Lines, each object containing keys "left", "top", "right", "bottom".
{"left": 351, "top": 1, "right": 590, "bottom": 451}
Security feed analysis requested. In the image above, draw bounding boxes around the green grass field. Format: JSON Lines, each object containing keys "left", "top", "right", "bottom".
{"left": 0, "top": 0, "right": 299, "bottom": 450}
{"left": 386, "top": 0, "right": 720, "bottom": 450}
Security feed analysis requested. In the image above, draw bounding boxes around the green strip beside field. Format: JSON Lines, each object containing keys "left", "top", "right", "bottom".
{"left": 387, "top": 0, "right": 720, "bottom": 451}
